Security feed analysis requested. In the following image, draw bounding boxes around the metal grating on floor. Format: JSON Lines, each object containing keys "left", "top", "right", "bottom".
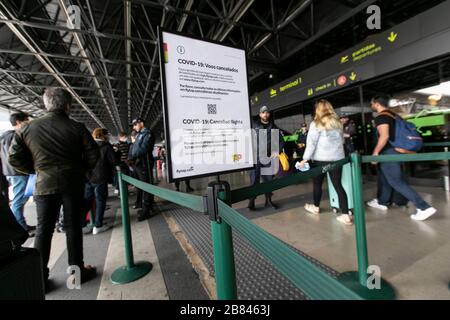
{"left": 158, "top": 201, "right": 339, "bottom": 300}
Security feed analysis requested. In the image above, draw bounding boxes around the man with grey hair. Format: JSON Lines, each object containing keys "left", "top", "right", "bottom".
{"left": 8, "top": 87, "right": 100, "bottom": 291}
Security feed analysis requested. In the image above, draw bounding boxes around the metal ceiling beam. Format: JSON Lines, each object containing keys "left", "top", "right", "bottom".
{"left": 58, "top": 0, "right": 122, "bottom": 132}
{"left": 0, "top": 48, "right": 156, "bottom": 67}
{"left": 0, "top": 3, "right": 105, "bottom": 128}
{"left": 86, "top": 0, "right": 125, "bottom": 131}
{"left": 131, "top": 0, "right": 271, "bottom": 33}
{"left": 248, "top": 0, "right": 312, "bottom": 54}
{"left": 0, "top": 68, "right": 150, "bottom": 81}
{"left": 279, "top": 0, "right": 377, "bottom": 62}
{"left": 0, "top": 17, "right": 156, "bottom": 44}
{"left": 125, "top": 0, "right": 132, "bottom": 125}
{"left": 215, "top": 0, "right": 255, "bottom": 42}
{"left": 177, "top": 0, "right": 194, "bottom": 32}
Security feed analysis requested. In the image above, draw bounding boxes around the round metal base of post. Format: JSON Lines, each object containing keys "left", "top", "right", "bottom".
{"left": 111, "top": 261, "right": 153, "bottom": 285}
{"left": 337, "top": 271, "right": 396, "bottom": 300}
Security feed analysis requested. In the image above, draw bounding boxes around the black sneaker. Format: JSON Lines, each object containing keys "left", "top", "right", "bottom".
{"left": 44, "top": 279, "right": 55, "bottom": 294}
{"left": 137, "top": 214, "right": 150, "bottom": 222}
{"left": 80, "top": 266, "right": 97, "bottom": 284}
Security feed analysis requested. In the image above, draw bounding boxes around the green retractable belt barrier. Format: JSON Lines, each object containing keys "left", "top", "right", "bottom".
{"left": 207, "top": 181, "right": 237, "bottom": 300}
{"left": 111, "top": 169, "right": 152, "bottom": 285}
{"left": 217, "top": 200, "right": 362, "bottom": 300}
{"left": 121, "top": 174, "right": 205, "bottom": 213}
{"left": 230, "top": 158, "right": 350, "bottom": 204}
{"left": 423, "top": 142, "right": 450, "bottom": 148}
{"left": 337, "top": 153, "right": 395, "bottom": 300}
{"left": 363, "top": 152, "right": 450, "bottom": 163}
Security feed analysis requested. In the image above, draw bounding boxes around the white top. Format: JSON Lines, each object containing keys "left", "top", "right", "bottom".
{"left": 303, "top": 121, "right": 345, "bottom": 162}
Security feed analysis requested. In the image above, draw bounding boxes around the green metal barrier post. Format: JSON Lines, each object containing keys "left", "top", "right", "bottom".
{"left": 111, "top": 168, "right": 153, "bottom": 284}
{"left": 208, "top": 181, "right": 237, "bottom": 300}
{"left": 337, "top": 153, "right": 395, "bottom": 300}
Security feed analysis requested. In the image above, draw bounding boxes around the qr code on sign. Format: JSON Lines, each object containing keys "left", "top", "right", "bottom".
{"left": 207, "top": 104, "right": 217, "bottom": 114}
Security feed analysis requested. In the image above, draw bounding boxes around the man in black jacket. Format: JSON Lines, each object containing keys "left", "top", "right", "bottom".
{"left": 129, "top": 118, "right": 155, "bottom": 221}
{"left": 0, "top": 112, "right": 33, "bottom": 233}
{"left": 8, "top": 87, "right": 100, "bottom": 286}
{"left": 248, "top": 106, "right": 284, "bottom": 210}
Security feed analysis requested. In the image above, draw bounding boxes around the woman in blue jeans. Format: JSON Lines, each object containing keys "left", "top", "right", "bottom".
{"left": 299, "top": 100, "right": 352, "bottom": 226}
{"left": 84, "top": 128, "right": 119, "bottom": 234}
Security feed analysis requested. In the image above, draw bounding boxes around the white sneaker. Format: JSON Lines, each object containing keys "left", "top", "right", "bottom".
{"left": 366, "top": 199, "right": 388, "bottom": 211}
{"left": 411, "top": 207, "right": 437, "bottom": 221}
{"left": 93, "top": 225, "right": 112, "bottom": 235}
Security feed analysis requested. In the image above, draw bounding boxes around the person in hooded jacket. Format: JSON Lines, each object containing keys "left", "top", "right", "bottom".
{"left": 84, "top": 128, "right": 118, "bottom": 235}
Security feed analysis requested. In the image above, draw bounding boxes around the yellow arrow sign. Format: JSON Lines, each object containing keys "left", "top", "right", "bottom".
{"left": 307, "top": 88, "right": 314, "bottom": 96}
{"left": 350, "top": 72, "right": 357, "bottom": 81}
{"left": 341, "top": 55, "right": 349, "bottom": 64}
{"left": 388, "top": 31, "right": 398, "bottom": 42}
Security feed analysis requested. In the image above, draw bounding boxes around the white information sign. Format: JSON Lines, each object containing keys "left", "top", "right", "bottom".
{"left": 159, "top": 30, "right": 255, "bottom": 182}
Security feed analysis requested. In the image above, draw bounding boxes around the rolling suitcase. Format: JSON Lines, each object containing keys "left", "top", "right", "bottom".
{"left": 0, "top": 194, "right": 45, "bottom": 300}
{"left": 0, "top": 247, "right": 45, "bottom": 300}
{"left": 327, "top": 163, "right": 354, "bottom": 214}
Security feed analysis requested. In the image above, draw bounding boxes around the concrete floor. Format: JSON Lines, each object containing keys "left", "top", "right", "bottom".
{"left": 159, "top": 167, "right": 450, "bottom": 299}
{"left": 16, "top": 167, "right": 450, "bottom": 299}
{"left": 237, "top": 180, "right": 450, "bottom": 300}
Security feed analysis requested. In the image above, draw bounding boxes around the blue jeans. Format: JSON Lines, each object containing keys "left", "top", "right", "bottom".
{"left": 6, "top": 175, "right": 29, "bottom": 230}
{"left": 378, "top": 148, "right": 430, "bottom": 210}
{"left": 84, "top": 182, "right": 108, "bottom": 227}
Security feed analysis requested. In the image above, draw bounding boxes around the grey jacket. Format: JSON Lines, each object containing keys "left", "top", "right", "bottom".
{"left": 302, "top": 121, "right": 345, "bottom": 162}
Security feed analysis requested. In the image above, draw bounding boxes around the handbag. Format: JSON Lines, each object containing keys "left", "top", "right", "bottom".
{"left": 24, "top": 174, "right": 36, "bottom": 197}
{"left": 279, "top": 152, "right": 290, "bottom": 172}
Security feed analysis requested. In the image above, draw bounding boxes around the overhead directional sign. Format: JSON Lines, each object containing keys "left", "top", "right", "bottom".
{"left": 251, "top": 0, "right": 450, "bottom": 113}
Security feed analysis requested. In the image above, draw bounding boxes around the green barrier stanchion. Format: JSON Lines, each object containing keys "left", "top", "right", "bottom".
{"left": 111, "top": 169, "right": 152, "bottom": 284}
{"left": 208, "top": 181, "right": 237, "bottom": 300}
{"left": 337, "top": 153, "right": 396, "bottom": 300}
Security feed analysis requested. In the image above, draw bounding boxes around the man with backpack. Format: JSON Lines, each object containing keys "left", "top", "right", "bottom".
{"left": 367, "top": 95, "right": 436, "bottom": 221}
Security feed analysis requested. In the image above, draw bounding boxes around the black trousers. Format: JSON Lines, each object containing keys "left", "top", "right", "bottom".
{"left": 249, "top": 164, "right": 274, "bottom": 199}
{"left": 175, "top": 179, "right": 191, "bottom": 190}
{"left": 312, "top": 161, "right": 349, "bottom": 214}
{"left": 134, "top": 162, "right": 154, "bottom": 214}
{"left": 34, "top": 192, "right": 84, "bottom": 280}
{"left": 0, "top": 174, "right": 8, "bottom": 202}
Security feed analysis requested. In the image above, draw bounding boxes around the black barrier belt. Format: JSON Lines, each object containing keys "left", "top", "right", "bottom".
{"left": 229, "top": 158, "right": 350, "bottom": 204}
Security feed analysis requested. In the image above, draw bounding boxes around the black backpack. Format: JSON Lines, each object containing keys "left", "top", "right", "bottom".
{"left": 0, "top": 194, "right": 29, "bottom": 259}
